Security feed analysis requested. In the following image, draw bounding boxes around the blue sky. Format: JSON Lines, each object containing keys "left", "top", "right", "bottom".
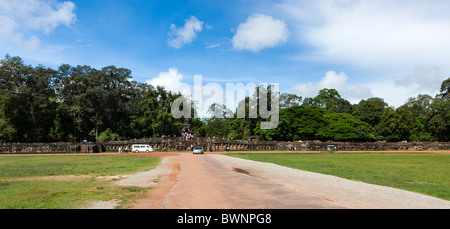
{"left": 1, "top": 0, "right": 449, "bottom": 107}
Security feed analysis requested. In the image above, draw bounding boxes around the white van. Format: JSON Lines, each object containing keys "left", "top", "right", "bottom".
{"left": 131, "top": 144, "right": 154, "bottom": 153}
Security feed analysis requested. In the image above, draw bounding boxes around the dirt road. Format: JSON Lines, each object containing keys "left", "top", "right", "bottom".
{"left": 132, "top": 153, "right": 342, "bottom": 209}
{"left": 129, "top": 153, "right": 450, "bottom": 209}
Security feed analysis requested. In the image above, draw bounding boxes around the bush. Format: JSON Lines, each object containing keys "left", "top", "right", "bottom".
{"left": 98, "top": 128, "right": 119, "bottom": 142}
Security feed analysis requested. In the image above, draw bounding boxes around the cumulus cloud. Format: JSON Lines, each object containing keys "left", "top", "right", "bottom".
{"left": 0, "top": 0, "right": 77, "bottom": 51}
{"left": 145, "top": 68, "right": 191, "bottom": 96}
{"left": 276, "top": 1, "right": 450, "bottom": 107}
{"left": 368, "top": 79, "right": 442, "bottom": 108}
{"left": 372, "top": 66, "right": 445, "bottom": 106}
{"left": 168, "top": 16, "right": 204, "bottom": 49}
{"left": 292, "top": 71, "right": 373, "bottom": 104}
{"left": 292, "top": 67, "right": 445, "bottom": 107}
{"left": 232, "top": 14, "right": 289, "bottom": 52}
{"left": 278, "top": 0, "right": 450, "bottom": 69}
{"left": 394, "top": 66, "right": 446, "bottom": 92}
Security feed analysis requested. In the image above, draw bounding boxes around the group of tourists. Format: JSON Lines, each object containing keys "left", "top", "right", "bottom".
{"left": 182, "top": 132, "right": 194, "bottom": 141}
{"left": 118, "top": 146, "right": 128, "bottom": 154}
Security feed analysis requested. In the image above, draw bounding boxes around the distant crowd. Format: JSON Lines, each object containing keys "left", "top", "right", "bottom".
{"left": 182, "top": 132, "right": 195, "bottom": 140}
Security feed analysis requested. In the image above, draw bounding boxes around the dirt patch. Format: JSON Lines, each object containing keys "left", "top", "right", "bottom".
{"left": 81, "top": 155, "right": 181, "bottom": 209}
{"left": 131, "top": 156, "right": 180, "bottom": 209}
{"left": 114, "top": 157, "right": 173, "bottom": 188}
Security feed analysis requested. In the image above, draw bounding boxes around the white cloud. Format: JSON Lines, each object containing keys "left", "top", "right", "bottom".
{"left": 0, "top": 16, "right": 41, "bottom": 51}
{"left": 373, "top": 66, "right": 446, "bottom": 107}
{"left": 0, "top": 0, "right": 77, "bottom": 51}
{"left": 292, "top": 71, "right": 373, "bottom": 104}
{"left": 293, "top": 67, "right": 446, "bottom": 107}
{"left": 206, "top": 43, "right": 221, "bottom": 49}
{"left": 232, "top": 14, "right": 289, "bottom": 52}
{"left": 168, "top": 16, "right": 204, "bottom": 49}
{"left": 394, "top": 66, "right": 445, "bottom": 92}
{"left": 277, "top": 0, "right": 450, "bottom": 107}
{"left": 145, "top": 68, "right": 191, "bottom": 96}
{"left": 278, "top": 0, "right": 450, "bottom": 69}
{"left": 368, "top": 80, "right": 436, "bottom": 108}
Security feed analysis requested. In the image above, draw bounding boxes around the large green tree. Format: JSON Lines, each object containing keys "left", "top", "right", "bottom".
{"left": 353, "top": 97, "right": 388, "bottom": 127}
{"left": 374, "top": 107, "right": 410, "bottom": 141}
{"left": 0, "top": 55, "right": 57, "bottom": 142}
{"left": 437, "top": 77, "right": 450, "bottom": 100}
{"left": 1, "top": 54, "right": 449, "bottom": 143}
{"left": 319, "top": 113, "right": 373, "bottom": 141}
{"left": 427, "top": 99, "right": 450, "bottom": 141}
{"left": 255, "top": 105, "right": 327, "bottom": 141}
{"left": 396, "top": 95, "right": 434, "bottom": 141}
{"left": 133, "top": 86, "right": 183, "bottom": 138}
{"left": 303, "top": 89, "right": 352, "bottom": 113}
{"left": 280, "top": 93, "right": 302, "bottom": 109}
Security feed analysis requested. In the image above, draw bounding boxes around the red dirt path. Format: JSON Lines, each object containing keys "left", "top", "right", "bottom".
{"left": 129, "top": 150, "right": 450, "bottom": 209}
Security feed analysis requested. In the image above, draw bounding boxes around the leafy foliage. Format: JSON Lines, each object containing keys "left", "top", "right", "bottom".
{"left": 319, "top": 113, "right": 373, "bottom": 141}
{"left": 0, "top": 55, "right": 449, "bottom": 143}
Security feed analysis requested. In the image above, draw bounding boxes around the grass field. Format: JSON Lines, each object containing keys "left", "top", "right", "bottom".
{"left": 226, "top": 152, "right": 450, "bottom": 201}
{"left": 0, "top": 155, "right": 160, "bottom": 209}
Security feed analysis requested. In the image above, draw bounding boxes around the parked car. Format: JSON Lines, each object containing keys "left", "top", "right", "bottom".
{"left": 131, "top": 144, "right": 154, "bottom": 153}
{"left": 193, "top": 146, "right": 204, "bottom": 154}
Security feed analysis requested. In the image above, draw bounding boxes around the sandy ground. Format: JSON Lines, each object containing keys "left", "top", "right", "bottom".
{"left": 97, "top": 152, "right": 450, "bottom": 209}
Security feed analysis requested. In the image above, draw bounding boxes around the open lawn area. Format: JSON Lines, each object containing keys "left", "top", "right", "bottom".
{"left": 0, "top": 155, "right": 160, "bottom": 209}
{"left": 226, "top": 152, "right": 450, "bottom": 201}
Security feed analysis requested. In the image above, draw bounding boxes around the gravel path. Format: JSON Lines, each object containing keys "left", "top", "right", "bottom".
{"left": 214, "top": 155, "right": 450, "bottom": 209}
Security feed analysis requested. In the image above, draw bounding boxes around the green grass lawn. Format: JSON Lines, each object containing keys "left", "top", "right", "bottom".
{"left": 226, "top": 152, "right": 450, "bottom": 200}
{"left": 0, "top": 155, "right": 161, "bottom": 209}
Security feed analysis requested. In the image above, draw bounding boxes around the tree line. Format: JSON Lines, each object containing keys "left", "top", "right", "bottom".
{"left": 1, "top": 54, "right": 449, "bottom": 143}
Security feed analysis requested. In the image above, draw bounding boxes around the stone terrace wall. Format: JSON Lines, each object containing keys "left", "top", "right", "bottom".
{"left": 104, "top": 137, "right": 450, "bottom": 152}
{"left": 103, "top": 137, "right": 280, "bottom": 152}
{"left": 1, "top": 137, "right": 449, "bottom": 154}
{"left": 294, "top": 140, "right": 450, "bottom": 151}
{"left": 0, "top": 142, "right": 103, "bottom": 154}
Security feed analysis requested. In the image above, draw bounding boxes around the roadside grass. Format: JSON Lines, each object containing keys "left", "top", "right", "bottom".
{"left": 0, "top": 155, "right": 160, "bottom": 209}
{"left": 0, "top": 155, "right": 159, "bottom": 177}
{"left": 226, "top": 152, "right": 450, "bottom": 201}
